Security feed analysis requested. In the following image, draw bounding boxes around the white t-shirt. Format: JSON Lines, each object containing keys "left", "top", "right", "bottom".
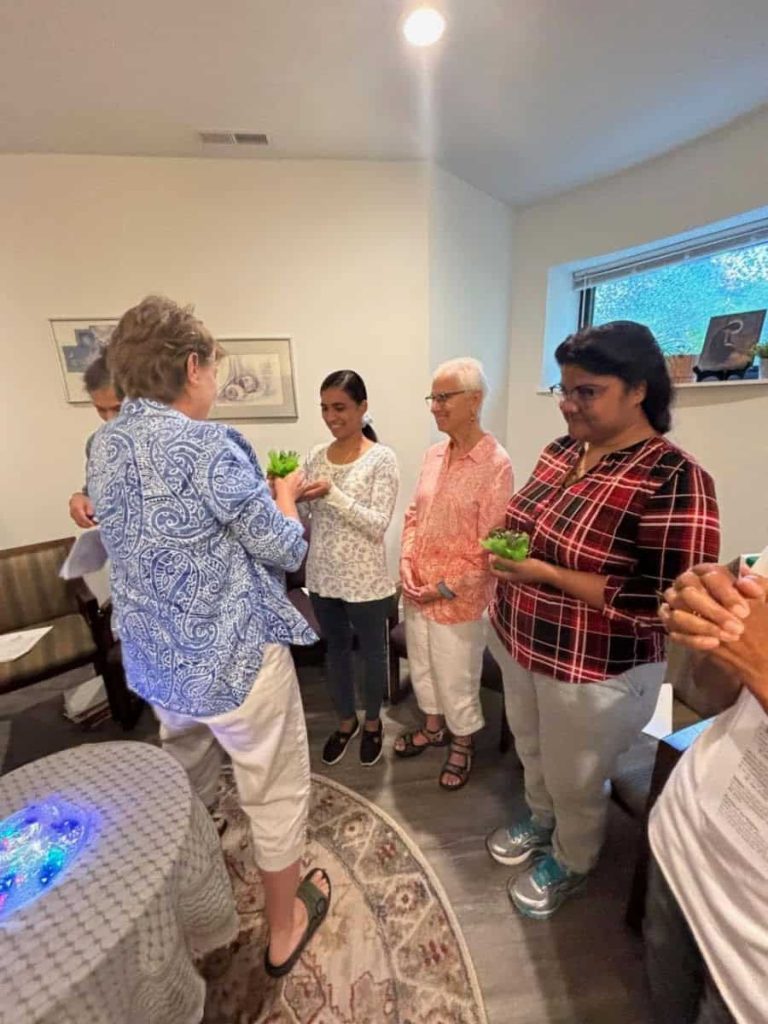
{"left": 303, "top": 442, "right": 399, "bottom": 603}
{"left": 650, "top": 616, "right": 768, "bottom": 1022}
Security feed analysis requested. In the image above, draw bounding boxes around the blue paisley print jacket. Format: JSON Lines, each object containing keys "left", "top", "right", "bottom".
{"left": 87, "top": 399, "right": 317, "bottom": 715}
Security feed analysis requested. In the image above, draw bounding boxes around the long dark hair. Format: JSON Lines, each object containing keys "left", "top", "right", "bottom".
{"left": 555, "top": 320, "right": 673, "bottom": 433}
{"left": 320, "top": 369, "right": 378, "bottom": 442}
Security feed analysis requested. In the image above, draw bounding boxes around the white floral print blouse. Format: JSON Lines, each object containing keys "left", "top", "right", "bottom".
{"left": 303, "top": 442, "right": 399, "bottom": 602}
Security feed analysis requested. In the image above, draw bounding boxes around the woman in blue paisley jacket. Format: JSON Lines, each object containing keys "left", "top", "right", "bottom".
{"left": 88, "top": 296, "right": 330, "bottom": 978}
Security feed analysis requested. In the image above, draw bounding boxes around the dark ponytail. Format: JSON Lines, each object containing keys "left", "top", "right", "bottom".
{"left": 320, "top": 369, "right": 378, "bottom": 442}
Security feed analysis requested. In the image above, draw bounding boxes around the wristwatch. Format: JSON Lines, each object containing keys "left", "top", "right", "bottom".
{"left": 436, "top": 580, "right": 456, "bottom": 600}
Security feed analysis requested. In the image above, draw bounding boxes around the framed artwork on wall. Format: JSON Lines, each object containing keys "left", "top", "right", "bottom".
{"left": 694, "top": 309, "right": 767, "bottom": 382}
{"left": 50, "top": 318, "right": 119, "bottom": 404}
{"left": 210, "top": 337, "right": 298, "bottom": 421}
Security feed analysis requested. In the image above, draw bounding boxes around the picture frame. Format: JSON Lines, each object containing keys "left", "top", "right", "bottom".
{"left": 50, "top": 318, "right": 119, "bottom": 404}
{"left": 694, "top": 309, "right": 767, "bottom": 382}
{"left": 210, "top": 337, "right": 298, "bottom": 421}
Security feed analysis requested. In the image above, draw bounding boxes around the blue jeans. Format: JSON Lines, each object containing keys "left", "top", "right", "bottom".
{"left": 309, "top": 593, "right": 394, "bottom": 723}
{"left": 645, "top": 855, "right": 736, "bottom": 1024}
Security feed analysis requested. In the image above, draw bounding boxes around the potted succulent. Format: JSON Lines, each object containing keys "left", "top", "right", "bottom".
{"left": 663, "top": 339, "right": 697, "bottom": 385}
{"left": 754, "top": 341, "right": 768, "bottom": 380}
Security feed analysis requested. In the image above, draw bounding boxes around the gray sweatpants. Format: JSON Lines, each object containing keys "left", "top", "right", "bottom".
{"left": 488, "top": 628, "right": 663, "bottom": 874}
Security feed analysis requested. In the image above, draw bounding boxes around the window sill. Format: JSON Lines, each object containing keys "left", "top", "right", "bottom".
{"left": 674, "top": 378, "right": 768, "bottom": 389}
{"left": 537, "top": 378, "right": 768, "bottom": 394}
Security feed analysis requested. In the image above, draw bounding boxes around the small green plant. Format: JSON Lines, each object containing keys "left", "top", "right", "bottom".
{"left": 266, "top": 450, "right": 301, "bottom": 478}
{"left": 753, "top": 341, "right": 768, "bottom": 359}
{"left": 480, "top": 529, "right": 530, "bottom": 561}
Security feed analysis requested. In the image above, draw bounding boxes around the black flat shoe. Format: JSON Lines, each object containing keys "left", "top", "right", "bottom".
{"left": 321, "top": 719, "right": 360, "bottom": 765}
{"left": 360, "top": 722, "right": 384, "bottom": 766}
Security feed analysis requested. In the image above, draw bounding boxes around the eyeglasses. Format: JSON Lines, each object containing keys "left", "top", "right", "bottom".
{"left": 549, "top": 383, "right": 609, "bottom": 405}
{"left": 424, "top": 390, "right": 467, "bottom": 406}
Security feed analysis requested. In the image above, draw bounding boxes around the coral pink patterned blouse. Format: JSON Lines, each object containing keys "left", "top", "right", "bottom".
{"left": 401, "top": 434, "right": 513, "bottom": 624}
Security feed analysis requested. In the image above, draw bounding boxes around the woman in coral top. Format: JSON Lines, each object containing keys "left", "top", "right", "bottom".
{"left": 394, "top": 358, "right": 513, "bottom": 789}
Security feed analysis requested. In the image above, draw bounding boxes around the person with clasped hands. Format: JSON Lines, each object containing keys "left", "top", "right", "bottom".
{"left": 646, "top": 562, "right": 768, "bottom": 1024}
{"left": 394, "top": 357, "right": 513, "bottom": 790}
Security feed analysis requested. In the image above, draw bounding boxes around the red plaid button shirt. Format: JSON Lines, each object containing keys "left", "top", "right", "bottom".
{"left": 489, "top": 435, "right": 720, "bottom": 683}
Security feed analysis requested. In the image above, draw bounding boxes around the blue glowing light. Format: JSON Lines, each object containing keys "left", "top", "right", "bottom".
{"left": 0, "top": 800, "right": 90, "bottom": 919}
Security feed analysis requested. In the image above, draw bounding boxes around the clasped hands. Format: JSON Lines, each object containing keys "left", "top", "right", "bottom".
{"left": 660, "top": 563, "right": 768, "bottom": 707}
{"left": 400, "top": 570, "right": 442, "bottom": 605}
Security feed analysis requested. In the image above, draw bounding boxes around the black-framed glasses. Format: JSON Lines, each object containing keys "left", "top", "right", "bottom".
{"left": 424, "top": 389, "right": 468, "bottom": 406}
{"left": 549, "top": 383, "right": 609, "bottom": 405}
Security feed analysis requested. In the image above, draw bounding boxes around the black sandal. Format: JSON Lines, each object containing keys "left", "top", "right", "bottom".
{"left": 439, "top": 739, "right": 474, "bottom": 791}
{"left": 394, "top": 726, "right": 449, "bottom": 758}
{"left": 264, "top": 867, "right": 332, "bottom": 979}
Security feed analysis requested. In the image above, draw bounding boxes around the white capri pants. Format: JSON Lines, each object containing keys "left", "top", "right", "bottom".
{"left": 152, "top": 643, "right": 311, "bottom": 873}
{"left": 487, "top": 628, "right": 663, "bottom": 874}
{"left": 404, "top": 604, "right": 486, "bottom": 736}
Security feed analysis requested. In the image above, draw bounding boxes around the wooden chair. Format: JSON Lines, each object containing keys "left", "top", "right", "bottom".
{"left": 0, "top": 537, "right": 140, "bottom": 730}
{"left": 0, "top": 537, "right": 101, "bottom": 695}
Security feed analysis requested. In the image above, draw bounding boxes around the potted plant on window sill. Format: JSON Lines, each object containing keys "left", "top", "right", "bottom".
{"left": 664, "top": 341, "right": 697, "bottom": 385}
{"left": 754, "top": 341, "right": 768, "bottom": 380}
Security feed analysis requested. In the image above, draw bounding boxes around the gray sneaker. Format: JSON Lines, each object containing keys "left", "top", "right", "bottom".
{"left": 485, "top": 815, "right": 554, "bottom": 866}
{"left": 507, "top": 853, "right": 587, "bottom": 920}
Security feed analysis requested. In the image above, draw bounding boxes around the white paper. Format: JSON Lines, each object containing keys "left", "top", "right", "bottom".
{"left": 59, "top": 528, "right": 109, "bottom": 579}
{"left": 701, "top": 692, "right": 768, "bottom": 874}
{"left": 0, "top": 626, "right": 53, "bottom": 662}
{"left": 63, "top": 676, "right": 108, "bottom": 720}
{"left": 642, "top": 681, "right": 673, "bottom": 739}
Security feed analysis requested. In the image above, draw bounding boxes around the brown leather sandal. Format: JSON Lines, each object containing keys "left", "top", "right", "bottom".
{"left": 394, "top": 726, "right": 450, "bottom": 758}
{"left": 439, "top": 739, "right": 474, "bottom": 791}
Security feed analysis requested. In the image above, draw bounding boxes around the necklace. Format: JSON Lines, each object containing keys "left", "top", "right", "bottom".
{"left": 562, "top": 432, "right": 656, "bottom": 488}
{"left": 328, "top": 438, "right": 365, "bottom": 466}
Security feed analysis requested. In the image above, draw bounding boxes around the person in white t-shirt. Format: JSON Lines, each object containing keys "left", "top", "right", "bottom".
{"left": 301, "top": 370, "right": 399, "bottom": 768}
{"left": 649, "top": 557, "right": 768, "bottom": 1024}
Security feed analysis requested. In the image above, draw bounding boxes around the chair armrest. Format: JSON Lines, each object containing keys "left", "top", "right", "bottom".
{"left": 67, "top": 576, "right": 100, "bottom": 635}
{"left": 645, "top": 718, "right": 714, "bottom": 814}
{"left": 388, "top": 585, "right": 402, "bottom": 627}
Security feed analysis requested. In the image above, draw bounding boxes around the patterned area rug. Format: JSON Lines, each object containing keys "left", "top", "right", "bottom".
{"left": 201, "top": 771, "right": 488, "bottom": 1024}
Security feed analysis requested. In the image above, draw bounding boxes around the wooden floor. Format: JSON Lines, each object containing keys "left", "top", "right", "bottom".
{"left": 1, "top": 665, "right": 652, "bottom": 1024}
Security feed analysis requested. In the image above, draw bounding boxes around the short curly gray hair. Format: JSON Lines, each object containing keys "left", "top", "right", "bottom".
{"left": 432, "top": 357, "right": 488, "bottom": 397}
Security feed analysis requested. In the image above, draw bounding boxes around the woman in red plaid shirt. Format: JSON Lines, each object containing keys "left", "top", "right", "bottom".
{"left": 485, "top": 321, "right": 720, "bottom": 920}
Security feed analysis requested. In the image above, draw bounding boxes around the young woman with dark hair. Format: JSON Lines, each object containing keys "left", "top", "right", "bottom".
{"left": 484, "top": 320, "right": 721, "bottom": 920}
{"left": 68, "top": 352, "right": 123, "bottom": 529}
{"left": 302, "top": 370, "right": 399, "bottom": 767}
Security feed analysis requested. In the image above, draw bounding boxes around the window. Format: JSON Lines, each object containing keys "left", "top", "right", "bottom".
{"left": 573, "top": 220, "right": 768, "bottom": 364}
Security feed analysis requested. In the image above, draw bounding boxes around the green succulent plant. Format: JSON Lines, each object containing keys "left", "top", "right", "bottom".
{"left": 480, "top": 529, "right": 530, "bottom": 561}
{"left": 266, "top": 450, "right": 300, "bottom": 478}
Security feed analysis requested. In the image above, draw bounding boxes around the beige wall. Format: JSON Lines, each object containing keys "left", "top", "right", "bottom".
{"left": 429, "top": 167, "right": 512, "bottom": 444}
{"left": 506, "top": 107, "right": 768, "bottom": 557}
{"left": 0, "top": 155, "right": 433, "bottom": 564}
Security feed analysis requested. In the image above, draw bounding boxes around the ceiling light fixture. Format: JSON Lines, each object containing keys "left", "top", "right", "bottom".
{"left": 402, "top": 7, "right": 446, "bottom": 47}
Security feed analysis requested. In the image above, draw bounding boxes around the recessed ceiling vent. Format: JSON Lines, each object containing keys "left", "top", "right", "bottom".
{"left": 199, "top": 131, "right": 269, "bottom": 146}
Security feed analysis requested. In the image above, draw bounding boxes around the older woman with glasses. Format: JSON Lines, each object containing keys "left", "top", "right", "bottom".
{"left": 87, "top": 296, "right": 330, "bottom": 978}
{"left": 394, "top": 358, "right": 513, "bottom": 789}
{"left": 485, "top": 321, "right": 720, "bottom": 921}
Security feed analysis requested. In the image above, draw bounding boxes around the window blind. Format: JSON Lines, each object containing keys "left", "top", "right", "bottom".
{"left": 572, "top": 218, "right": 768, "bottom": 290}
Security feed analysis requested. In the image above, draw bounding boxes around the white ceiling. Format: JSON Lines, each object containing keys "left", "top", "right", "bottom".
{"left": 1, "top": 0, "right": 767, "bottom": 205}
